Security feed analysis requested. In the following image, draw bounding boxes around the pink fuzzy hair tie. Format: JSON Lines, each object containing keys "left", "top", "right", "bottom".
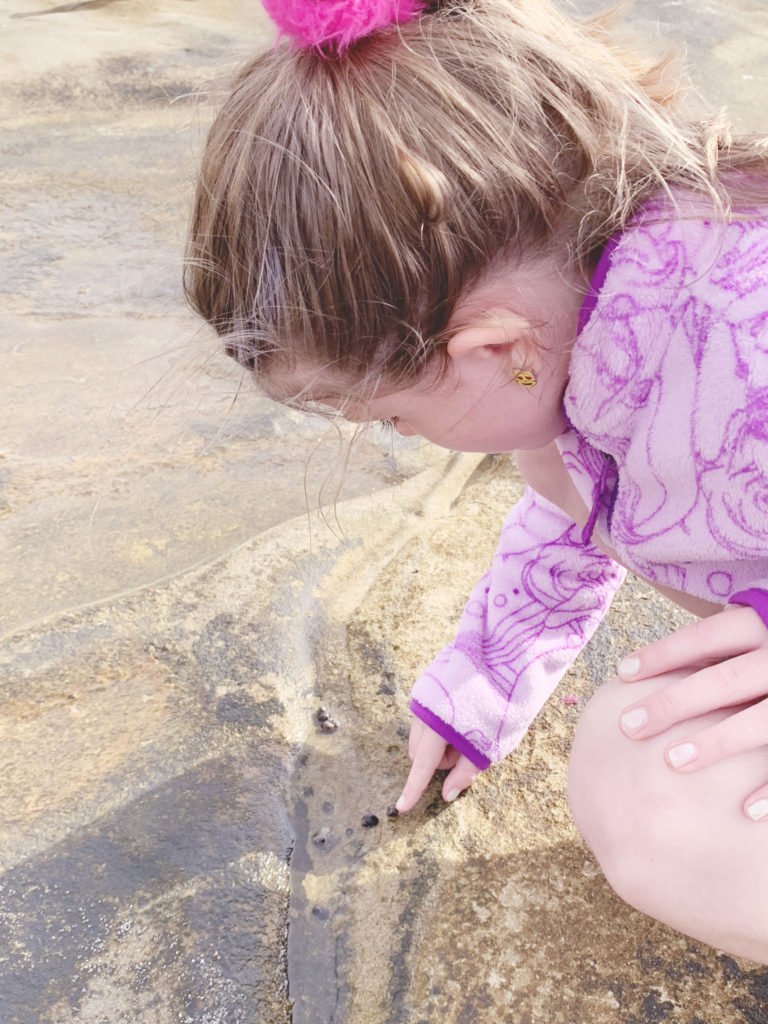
{"left": 262, "top": 0, "right": 427, "bottom": 51}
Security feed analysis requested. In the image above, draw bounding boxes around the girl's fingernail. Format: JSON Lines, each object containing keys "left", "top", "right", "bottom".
{"left": 446, "top": 788, "right": 461, "bottom": 802}
{"left": 620, "top": 706, "right": 648, "bottom": 734}
{"left": 667, "top": 742, "right": 698, "bottom": 768}
{"left": 747, "top": 799, "right": 768, "bottom": 821}
{"left": 618, "top": 656, "right": 641, "bottom": 678}
{"left": 395, "top": 797, "right": 406, "bottom": 813}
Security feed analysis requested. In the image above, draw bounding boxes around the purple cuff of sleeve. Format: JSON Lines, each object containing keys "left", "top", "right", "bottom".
{"left": 729, "top": 589, "right": 768, "bottom": 630}
{"left": 410, "top": 700, "right": 492, "bottom": 771}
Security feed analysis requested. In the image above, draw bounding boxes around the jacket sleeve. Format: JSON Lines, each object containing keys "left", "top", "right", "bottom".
{"left": 409, "top": 487, "right": 627, "bottom": 769}
{"left": 729, "top": 589, "right": 768, "bottom": 630}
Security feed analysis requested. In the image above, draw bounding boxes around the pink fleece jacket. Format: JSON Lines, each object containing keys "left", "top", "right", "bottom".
{"left": 410, "top": 200, "right": 768, "bottom": 770}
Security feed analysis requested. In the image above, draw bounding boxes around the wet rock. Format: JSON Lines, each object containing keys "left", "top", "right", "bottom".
{"left": 215, "top": 691, "right": 283, "bottom": 728}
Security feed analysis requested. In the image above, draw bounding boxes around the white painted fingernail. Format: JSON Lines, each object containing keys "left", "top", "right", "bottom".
{"left": 395, "top": 797, "right": 406, "bottom": 813}
{"left": 618, "top": 656, "right": 641, "bottom": 678}
{"left": 446, "top": 788, "right": 460, "bottom": 802}
{"left": 620, "top": 707, "right": 648, "bottom": 734}
{"left": 747, "top": 799, "right": 768, "bottom": 821}
{"left": 667, "top": 742, "right": 697, "bottom": 768}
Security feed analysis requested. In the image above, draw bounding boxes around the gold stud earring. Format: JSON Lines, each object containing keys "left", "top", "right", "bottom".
{"left": 513, "top": 369, "right": 537, "bottom": 389}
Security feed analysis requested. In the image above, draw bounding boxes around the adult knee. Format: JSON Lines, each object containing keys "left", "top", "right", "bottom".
{"left": 566, "top": 674, "right": 691, "bottom": 915}
{"left": 568, "top": 676, "right": 768, "bottom": 960}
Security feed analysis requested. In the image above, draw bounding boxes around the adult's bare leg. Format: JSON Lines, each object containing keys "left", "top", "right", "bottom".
{"left": 568, "top": 672, "right": 768, "bottom": 965}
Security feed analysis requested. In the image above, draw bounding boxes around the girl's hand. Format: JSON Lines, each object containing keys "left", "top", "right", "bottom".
{"left": 395, "top": 717, "right": 480, "bottom": 814}
{"left": 616, "top": 605, "right": 768, "bottom": 821}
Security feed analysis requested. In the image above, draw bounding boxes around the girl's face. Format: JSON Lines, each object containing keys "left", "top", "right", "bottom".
{"left": 334, "top": 341, "right": 568, "bottom": 452}
{"left": 286, "top": 254, "right": 586, "bottom": 453}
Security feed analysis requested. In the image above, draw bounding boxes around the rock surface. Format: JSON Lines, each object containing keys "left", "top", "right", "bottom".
{"left": 2, "top": 1, "right": 768, "bottom": 1022}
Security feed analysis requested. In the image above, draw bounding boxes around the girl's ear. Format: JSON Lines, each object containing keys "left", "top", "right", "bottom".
{"left": 446, "top": 313, "right": 530, "bottom": 364}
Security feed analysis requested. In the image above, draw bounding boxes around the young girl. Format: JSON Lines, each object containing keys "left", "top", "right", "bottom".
{"left": 185, "top": 0, "right": 768, "bottom": 964}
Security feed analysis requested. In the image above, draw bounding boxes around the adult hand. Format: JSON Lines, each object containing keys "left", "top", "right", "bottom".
{"left": 395, "top": 717, "right": 480, "bottom": 813}
{"left": 616, "top": 605, "right": 768, "bottom": 821}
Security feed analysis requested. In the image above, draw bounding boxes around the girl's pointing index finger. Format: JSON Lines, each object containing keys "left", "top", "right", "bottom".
{"left": 396, "top": 728, "right": 448, "bottom": 814}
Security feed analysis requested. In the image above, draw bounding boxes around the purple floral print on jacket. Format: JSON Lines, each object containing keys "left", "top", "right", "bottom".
{"left": 411, "top": 489, "right": 626, "bottom": 768}
{"left": 410, "top": 200, "right": 768, "bottom": 769}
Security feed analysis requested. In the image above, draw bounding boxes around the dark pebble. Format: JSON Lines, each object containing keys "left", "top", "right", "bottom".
{"left": 386, "top": 805, "right": 400, "bottom": 819}
{"left": 320, "top": 718, "right": 339, "bottom": 733}
{"left": 316, "top": 706, "right": 330, "bottom": 722}
{"left": 321, "top": 800, "right": 333, "bottom": 813}
{"left": 312, "top": 827, "right": 332, "bottom": 847}
{"left": 361, "top": 814, "right": 379, "bottom": 828}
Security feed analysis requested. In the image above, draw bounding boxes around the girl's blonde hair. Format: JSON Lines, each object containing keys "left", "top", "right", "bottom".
{"left": 184, "top": 0, "right": 768, "bottom": 400}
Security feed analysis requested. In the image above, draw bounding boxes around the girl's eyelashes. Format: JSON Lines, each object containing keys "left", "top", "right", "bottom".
{"left": 378, "top": 417, "right": 398, "bottom": 429}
